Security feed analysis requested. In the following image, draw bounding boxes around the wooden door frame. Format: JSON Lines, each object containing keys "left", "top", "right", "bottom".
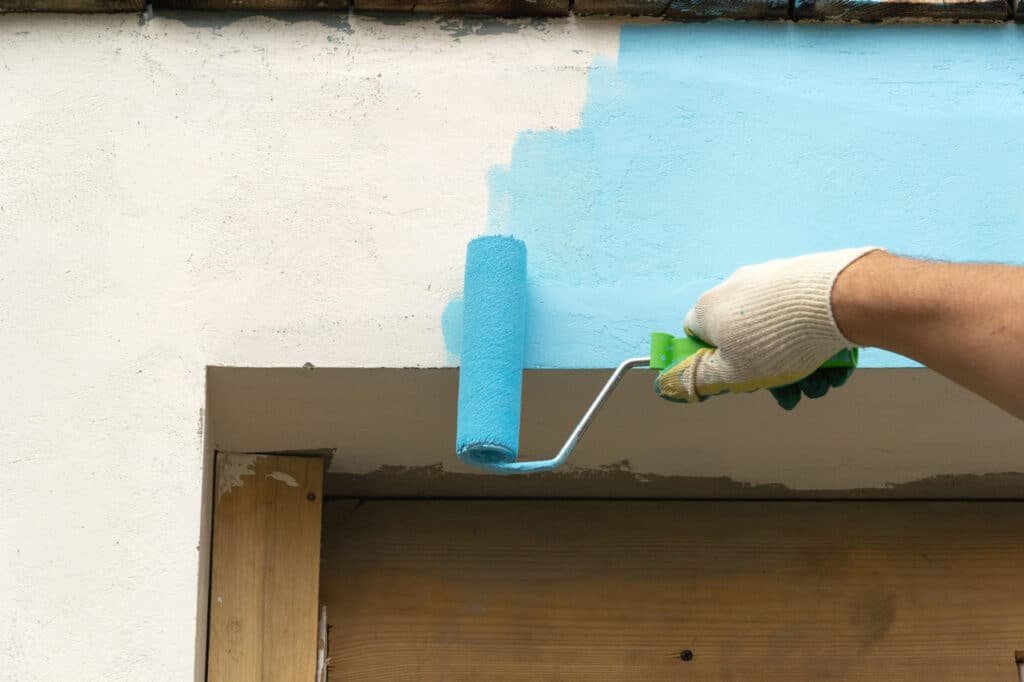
{"left": 204, "top": 451, "right": 326, "bottom": 682}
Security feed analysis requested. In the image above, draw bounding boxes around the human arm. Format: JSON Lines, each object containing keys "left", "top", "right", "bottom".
{"left": 654, "top": 248, "right": 1024, "bottom": 420}
{"left": 832, "top": 250, "right": 1024, "bottom": 420}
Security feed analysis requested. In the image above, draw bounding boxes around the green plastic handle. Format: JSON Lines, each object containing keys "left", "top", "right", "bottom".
{"left": 648, "top": 332, "right": 858, "bottom": 373}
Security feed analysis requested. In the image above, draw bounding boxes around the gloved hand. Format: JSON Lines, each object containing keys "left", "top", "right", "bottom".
{"left": 655, "top": 247, "right": 880, "bottom": 409}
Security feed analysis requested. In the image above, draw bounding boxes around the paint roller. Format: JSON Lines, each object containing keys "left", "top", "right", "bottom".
{"left": 455, "top": 235, "right": 858, "bottom": 474}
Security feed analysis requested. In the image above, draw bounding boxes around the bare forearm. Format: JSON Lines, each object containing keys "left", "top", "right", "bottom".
{"left": 833, "top": 251, "right": 1024, "bottom": 419}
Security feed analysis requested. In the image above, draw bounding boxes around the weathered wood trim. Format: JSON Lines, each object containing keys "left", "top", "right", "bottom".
{"left": 663, "top": 0, "right": 788, "bottom": 20}
{"left": 0, "top": 0, "right": 142, "bottom": 10}
{"left": 153, "top": 0, "right": 347, "bottom": 9}
{"left": 574, "top": 0, "right": 669, "bottom": 16}
{"left": 4, "top": 0, "right": 1015, "bottom": 16}
{"left": 349, "top": 0, "right": 410, "bottom": 9}
{"left": 207, "top": 452, "right": 325, "bottom": 682}
{"left": 794, "top": 0, "right": 1011, "bottom": 21}
{"left": 352, "top": 0, "right": 568, "bottom": 14}
{"left": 422, "top": 0, "right": 568, "bottom": 13}
{"left": 321, "top": 498, "right": 1024, "bottom": 680}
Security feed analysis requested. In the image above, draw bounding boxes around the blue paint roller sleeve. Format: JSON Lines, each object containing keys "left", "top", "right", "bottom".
{"left": 456, "top": 236, "right": 527, "bottom": 466}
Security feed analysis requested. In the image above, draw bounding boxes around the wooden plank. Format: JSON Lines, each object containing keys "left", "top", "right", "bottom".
{"left": 352, "top": 0, "right": 568, "bottom": 14}
{"left": 0, "top": 0, "right": 141, "bottom": 10}
{"left": 208, "top": 452, "right": 324, "bottom": 682}
{"left": 574, "top": 0, "right": 668, "bottom": 15}
{"left": 793, "top": 0, "right": 1010, "bottom": 20}
{"left": 0, "top": 0, "right": 1010, "bottom": 12}
{"left": 418, "top": 0, "right": 568, "bottom": 14}
{"left": 154, "top": 0, "right": 348, "bottom": 9}
{"left": 322, "top": 499, "right": 1024, "bottom": 681}
{"left": 663, "top": 0, "right": 788, "bottom": 20}
{"left": 351, "top": 0, "right": 413, "bottom": 9}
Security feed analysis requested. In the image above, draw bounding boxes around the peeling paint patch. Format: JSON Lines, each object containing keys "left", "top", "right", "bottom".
{"left": 326, "top": 464, "right": 1024, "bottom": 499}
{"left": 158, "top": 10, "right": 352, "bottom": 31}
{"left": 217, "top": 453, "right": 264, "bottom": 499}
{"left": 266, "top": 470, "right": 300, "bottom": 487}
{"left": 316, "top": 605, "right": 328, "bottom": 682}
{"left": 437, "top": 17, "right": 528, "bottom": 39}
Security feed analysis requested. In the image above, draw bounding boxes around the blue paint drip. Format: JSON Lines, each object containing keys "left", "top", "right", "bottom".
{"left": 444, "top": 23, "right": 1024, "bottom": 369}
{"left": 455, "top": 236, "right": 527, "bottom": 466}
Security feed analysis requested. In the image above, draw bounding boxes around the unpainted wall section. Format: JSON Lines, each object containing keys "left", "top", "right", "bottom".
{"left": 0, "top": 15, "right": 616, "bottom": 680}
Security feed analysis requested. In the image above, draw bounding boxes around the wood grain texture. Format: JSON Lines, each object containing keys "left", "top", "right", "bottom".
{"left": 352, "top": 0, "right": 568, "bottom": 14}
{"left": 663, "top": 0, "right": 788, "bottom": 19}
{"left": 208, "top": 453, "right": 324, "bottom": 682}
{"left": 794, "top": 0, "right": 1011, "bottom": 20}
{"left": 322, "top": 499, "right": 1024, "bottom": 681}
{"left": 574, "top": 0, "right": 668, "bottom": 16}
{"left": 154, "top": 0, "right": 348, "bottom": 9}
{"left": 0, "top": 0, "right": 1012, "bottom": 13}
{"left": 0, "top": 0, "right": 141, "bottom": 10}
{"left": 350, "top": 0, "right": 412, "bottom": 9}
{"left": 420, "top": 0, "right": 568, "bottom": 14}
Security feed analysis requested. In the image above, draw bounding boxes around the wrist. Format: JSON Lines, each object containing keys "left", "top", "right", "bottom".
{"left": 831, "top": 249, "right": 895, "bottom": 348}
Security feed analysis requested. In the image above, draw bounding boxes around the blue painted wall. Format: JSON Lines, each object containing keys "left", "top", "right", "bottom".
{"left": 446, "top": 23, "right": 1024, "bottom": 369}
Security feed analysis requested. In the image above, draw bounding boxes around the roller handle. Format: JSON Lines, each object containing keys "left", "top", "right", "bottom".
{"left": 648, "top": 332, "right": 858, "bottom": 374}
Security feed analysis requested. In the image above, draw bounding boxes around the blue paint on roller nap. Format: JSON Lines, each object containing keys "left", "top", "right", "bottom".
{"left": 443, "top": 23, "right": 1024, "bottom": 369}
{"left": 455, "top": 236, "right": 527, "bottom": 466}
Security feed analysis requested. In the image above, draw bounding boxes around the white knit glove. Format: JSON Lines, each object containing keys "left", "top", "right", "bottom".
{"left": 655, "top": 247, "right": 880, "bottom": 407}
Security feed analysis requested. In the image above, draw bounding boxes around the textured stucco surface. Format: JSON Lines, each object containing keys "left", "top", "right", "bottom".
{"left": 445, "top": 23, "right": 1024, "bottom": 369}
{"left": 3, "top": 13, "right": 1023, "bottom": 681}
{"left": 0, "top": 14, "right": 618, "bottom": 680}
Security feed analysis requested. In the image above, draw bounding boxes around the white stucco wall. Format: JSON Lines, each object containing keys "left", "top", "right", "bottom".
{"left": 0, "top": 14, "right": 618, "bottom": 680}
{"left": 5, "top": 12, "right": 1024, "bottom": 680}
